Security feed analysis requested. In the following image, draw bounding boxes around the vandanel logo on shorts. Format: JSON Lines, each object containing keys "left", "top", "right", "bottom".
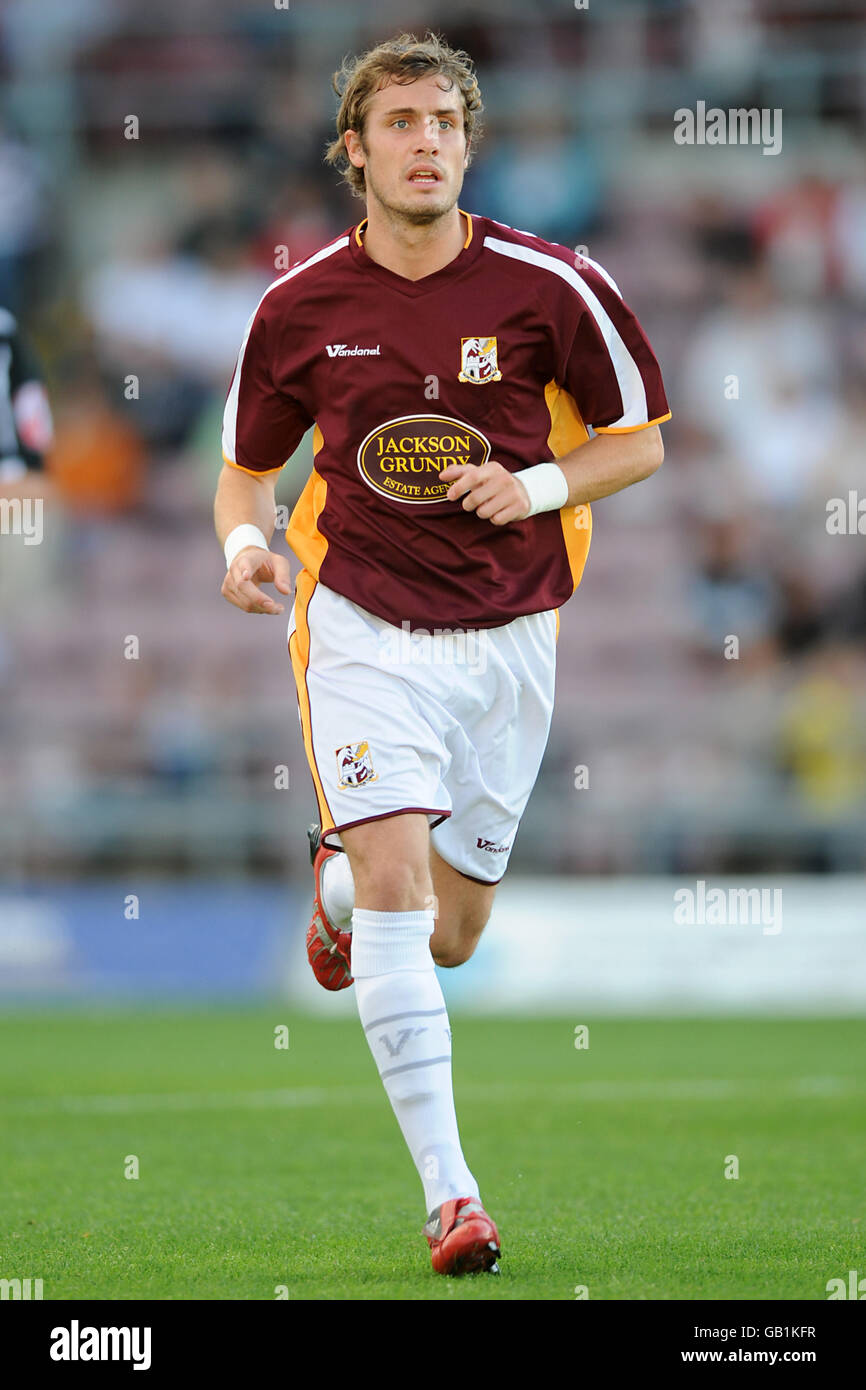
{"left": 357, "top": 414, "right": 491, "bottom": 505}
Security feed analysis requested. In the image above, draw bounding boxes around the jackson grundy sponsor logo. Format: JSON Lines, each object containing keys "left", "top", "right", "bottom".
{"left": 357, "top": 414, "right": 491, "bottom": 504}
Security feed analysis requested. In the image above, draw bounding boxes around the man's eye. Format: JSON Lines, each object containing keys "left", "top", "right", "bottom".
{"left": 439, "top": 120, "right": 453, "bottom": 129}
{"left": 393, "top": 119, "right": 409, "bottom": 128}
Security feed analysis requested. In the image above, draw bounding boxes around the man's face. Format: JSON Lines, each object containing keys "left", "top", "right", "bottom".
{"left": 346, "top": 72, "right": 470, "bottom": 225}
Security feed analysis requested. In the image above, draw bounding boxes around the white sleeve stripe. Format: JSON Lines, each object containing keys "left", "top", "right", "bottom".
{"left": 221, "top": 235, "right": 349, "bottom": 463}
{"left": 483, "top": 235, "right": 648, "bottom": 428}
{"left": 576, "top": 252, "right": 622, "bottom": 298}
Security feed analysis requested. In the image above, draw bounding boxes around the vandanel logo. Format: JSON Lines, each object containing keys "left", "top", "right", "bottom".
{"left": 357, "top": 414, "right": 491, "bottom": 505}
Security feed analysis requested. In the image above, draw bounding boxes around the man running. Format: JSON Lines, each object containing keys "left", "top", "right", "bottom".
{"left": 215, "top": 30, "right": 669, "bottom": 1277}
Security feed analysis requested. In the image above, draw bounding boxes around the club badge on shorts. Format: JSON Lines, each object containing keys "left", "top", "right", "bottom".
{"left": 458, "top": 336, "right": 502, "bottom": 385}
{"left": 335, "top": 740, "right": 377, "bottom": 789}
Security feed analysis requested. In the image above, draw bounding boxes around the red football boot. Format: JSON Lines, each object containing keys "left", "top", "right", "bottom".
{"left": 423, "top": 1196, "right": 501, "bottom": 1276}
{"left": 305, "top": 824, "right": 353, "bottom": 991}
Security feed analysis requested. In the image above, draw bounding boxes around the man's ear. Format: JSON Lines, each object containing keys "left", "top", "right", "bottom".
{"left": 345, "top": 129, "right": 365, "bottom": 171}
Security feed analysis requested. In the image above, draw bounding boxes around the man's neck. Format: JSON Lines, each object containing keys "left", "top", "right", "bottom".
{"left": 359, "top": 206, "right": 467, "bottom": 282}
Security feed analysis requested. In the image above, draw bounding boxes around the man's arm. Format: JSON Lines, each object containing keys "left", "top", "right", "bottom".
{"left": 440, "top": 425, "right": 664, "bottom": 526}
{"left": 554, "top": 423, "right": 664, "bottom": 505}
{"left": 214, "top": 462, "right": 293, "bottom": 615}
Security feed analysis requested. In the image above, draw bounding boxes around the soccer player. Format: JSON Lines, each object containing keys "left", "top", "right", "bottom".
{"left": 0, "top": 305, "right": 53, "bottom": 498}
{"left": 215, "top": 31, "right": 669, "bottom": 1276}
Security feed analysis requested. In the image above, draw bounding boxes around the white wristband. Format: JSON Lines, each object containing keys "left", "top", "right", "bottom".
{"left": 513, "top": 462, "right": 569, "bottom": 517}
{"left": 224, "top": 523, "right": 269, "bottom": 570}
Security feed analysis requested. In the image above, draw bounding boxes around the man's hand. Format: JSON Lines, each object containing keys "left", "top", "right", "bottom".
{"left": 221, "top": 546, "right": 293, "bottom": 615}
{"left": 440, "top": 461, "right": 530, "bottom": 526}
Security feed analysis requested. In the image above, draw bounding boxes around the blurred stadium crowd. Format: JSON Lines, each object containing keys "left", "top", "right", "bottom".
{"left": 0, "top": 0, "right": 864, "bottom": 880}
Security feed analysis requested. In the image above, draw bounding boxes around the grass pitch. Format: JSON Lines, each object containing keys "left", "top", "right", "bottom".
{"left": 0, "top": 1010, "right": 862, "bottom": 1300}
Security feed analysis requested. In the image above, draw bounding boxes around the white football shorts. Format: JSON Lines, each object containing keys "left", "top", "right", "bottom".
{"left": 287, "top": 570, "right": 557, "bottom": 883}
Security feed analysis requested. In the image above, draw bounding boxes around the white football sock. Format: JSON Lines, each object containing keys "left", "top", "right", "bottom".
{"left": 352, "top": 906, "right": 479, "bottom": 1215}
{"left": 320, "top": 851, "right": 355, "bottom": 929}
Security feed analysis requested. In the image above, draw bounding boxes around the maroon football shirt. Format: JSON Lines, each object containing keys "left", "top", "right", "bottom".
{"left": 222, "top": 210, "right": 670, "bottom": 630}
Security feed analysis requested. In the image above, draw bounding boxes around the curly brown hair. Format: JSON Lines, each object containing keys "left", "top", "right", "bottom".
{"left": 324, "top": 31, "right": 484, "bottom": 199}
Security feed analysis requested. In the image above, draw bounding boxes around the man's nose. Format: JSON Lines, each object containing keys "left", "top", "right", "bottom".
{"left": 416, "top": 119, "right": 440, "bottom": 147}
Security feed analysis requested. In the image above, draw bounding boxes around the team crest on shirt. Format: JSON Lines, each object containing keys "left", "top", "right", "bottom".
{"left": 458, "top": 336, "right": 502, "bottom": 385}
{"left": 335, "top": 740, "right": 377, "bottom": 790}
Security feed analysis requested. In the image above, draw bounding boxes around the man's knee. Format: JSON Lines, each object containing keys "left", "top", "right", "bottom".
{"left": 348, "top": 850, "right": 431, "bottom": 911}
{"left": 431, "top": 940, "right": 476, "bottom": 968}
{"left": 430, "top": 903, "right": 492, "bottom": 968}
